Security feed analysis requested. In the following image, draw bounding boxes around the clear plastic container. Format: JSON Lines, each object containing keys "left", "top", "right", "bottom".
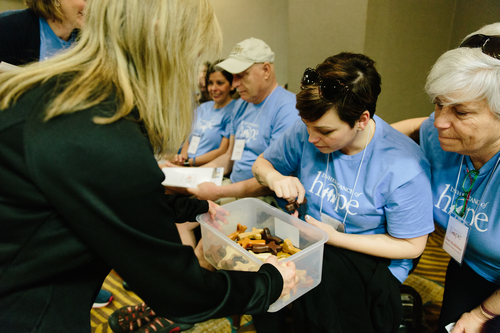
{"left": 197, "top": 198, "right": 328, "bottom": 312}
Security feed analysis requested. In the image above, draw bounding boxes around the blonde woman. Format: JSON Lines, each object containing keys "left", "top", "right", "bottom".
{"left": 0, "top": 0, "right": 297, "bottom": 332}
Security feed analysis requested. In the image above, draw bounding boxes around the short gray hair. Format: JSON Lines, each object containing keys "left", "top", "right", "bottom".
{"left": 425, "top": 23, "right": 500, "bottom": 116}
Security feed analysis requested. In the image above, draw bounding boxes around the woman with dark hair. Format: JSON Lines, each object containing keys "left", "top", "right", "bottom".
{"left": 0, "top": 0, "right": 85, "bottom": 65}
{"left": 173, "top": 59, "right": 238, "bottom": 167}
{"left": 252, "top": 52, "right": 434, "bottom": 332}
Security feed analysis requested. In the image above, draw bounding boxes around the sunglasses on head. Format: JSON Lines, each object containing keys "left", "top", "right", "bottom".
{"left": 300, "top": 68, "right": 349, "bottom": 102}
{"left": 459, "top": 34, "right": 500, "bottom": 60}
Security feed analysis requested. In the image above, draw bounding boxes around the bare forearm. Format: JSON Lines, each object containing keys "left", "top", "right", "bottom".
{"left": 191, "top": 137, "right": 229, "bottom": 166}
{"left": 252, "top": 154, "right": 278, "bottom": 188}
{"left": 215, "top": 177, "right": 273, "bottom": 199}
{"left": 328, "top": 232, "right": 428, "bottom": 259}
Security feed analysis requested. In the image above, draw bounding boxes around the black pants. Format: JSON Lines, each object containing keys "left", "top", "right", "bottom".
{"left": 437, "top": 260, "right": 500, "bottom": 333}
{"left": 254, "top": 246, "right": 402, "bottom": 333}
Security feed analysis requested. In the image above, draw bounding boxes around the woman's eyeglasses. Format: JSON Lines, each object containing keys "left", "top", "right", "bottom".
{"left": 301, "top": 68, "right": 349, "bottom": 102}
{"left": 459, "top": 34, "right": 500, "bottom": 60}
{"left": 454, "top": 168, "right": 479, "bottom": 217}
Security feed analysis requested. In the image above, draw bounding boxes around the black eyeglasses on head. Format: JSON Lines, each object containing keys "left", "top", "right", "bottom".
{"left": 300, "top": 68, "right": 349, "bottom": 102}
{"left": 459, "top": 34, "right": 500, "bottom": 60}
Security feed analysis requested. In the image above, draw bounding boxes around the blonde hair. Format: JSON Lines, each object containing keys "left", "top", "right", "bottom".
{"left": 1, "top": 0, "right": 222, "bottom": 154}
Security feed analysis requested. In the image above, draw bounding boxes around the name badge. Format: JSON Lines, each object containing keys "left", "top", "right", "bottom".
{"left": 320, "top": 213, "right": 345, "bottom": 233}
{"left": 187, "top": 135, "right": 201, "bottom": 155}
{"left": 442, "top": 215, "right": 470, "bottom": 265}
{"left": 231, "top": 139, "right": 246, "bottom": 161}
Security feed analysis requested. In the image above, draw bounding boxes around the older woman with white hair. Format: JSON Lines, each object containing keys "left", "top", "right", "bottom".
{"left": 0, "top": 0, "right": 297, "bottom": 332}
{"left": 402, "top": 23, "right": 500, "bottom": 333}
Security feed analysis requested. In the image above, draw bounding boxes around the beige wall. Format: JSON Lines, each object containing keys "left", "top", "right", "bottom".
{"left": 212, "top": 0, "right": 499, "bottom": 123}
{"left": 0, "top": 0, "right": 25, "bottom": 12}
{"left": 211, "top": 0, "right": 289, "bottom": 87}
{"left": 287, "top": 0, "right": 369, "bottom": 93}
{"left": 3, "top": 0, "right": 497, "bottom": 123}
{"left": 364, "top": 0, "right": 457, "bottom": 123}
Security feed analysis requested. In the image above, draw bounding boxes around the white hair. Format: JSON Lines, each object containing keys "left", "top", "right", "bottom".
{"left": 425, "top": 23, "right": 500, "bottom": 116}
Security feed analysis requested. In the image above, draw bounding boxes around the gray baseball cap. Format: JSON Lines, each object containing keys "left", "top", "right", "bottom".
{"left": 215, "top": 38, "right": 275, "bottom": 74}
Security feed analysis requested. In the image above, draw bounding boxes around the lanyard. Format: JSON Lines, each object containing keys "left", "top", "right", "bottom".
{"left": 320, "top": 120, "right": 372, "bottom": 228}
{"left": 451, "top": 154, "right": 500, "bottom": 221}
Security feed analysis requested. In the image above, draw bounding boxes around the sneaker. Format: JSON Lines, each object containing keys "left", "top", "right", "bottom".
{"left": 93, "top": 289, "right": 113, "bottom": 309}
{"left": 108, "top": 303, "right": 156, "bottom": 333}
{"left": 136, "top": 317, "right": 193, "bottom": 333}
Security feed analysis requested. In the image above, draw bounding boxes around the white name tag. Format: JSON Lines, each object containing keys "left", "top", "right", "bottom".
{"left": 231, "top": 139, "right": 246, "bottom": 161}
{"left": 442, "top": 215, "right": 470, "bottom": 264}
{"left": 187, "top": 135, "right": 201, "bottom": 155}
{"left": 320, "top": 213, "right": 345, "bottom": 233}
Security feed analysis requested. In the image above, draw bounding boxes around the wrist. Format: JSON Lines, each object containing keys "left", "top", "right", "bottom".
{"left": 480, "top": 302, "right": 498, "bottom": 320}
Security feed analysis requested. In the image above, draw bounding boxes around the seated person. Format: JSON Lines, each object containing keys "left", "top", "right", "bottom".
{"left": 172, "top": 38, "right": 300, "bottom": 203}
{"left": 252, "top": 52, "right": 435, "bottom": 332}
{"left": 400, "top": 23, "right": 500, "bottom": 333}
{"left": 172, "top": 60, "right": 237, "bottom": 167}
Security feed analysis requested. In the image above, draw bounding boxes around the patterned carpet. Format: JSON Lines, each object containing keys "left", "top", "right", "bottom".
{"left": 91, "top": 224, "right": 450, "bottom": 333}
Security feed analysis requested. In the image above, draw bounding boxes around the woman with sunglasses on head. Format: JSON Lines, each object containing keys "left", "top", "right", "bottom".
{"left": 252, "top": 52, "right": 434, "bottom": 332}
{"left": 0, "top": 0, "right": 298, "bottom": 332}
{"left": 410, "top": 23, "right": 500, "bottom": 333}
{"left": 172, "top": 60, "right": 237, "bottom": 167}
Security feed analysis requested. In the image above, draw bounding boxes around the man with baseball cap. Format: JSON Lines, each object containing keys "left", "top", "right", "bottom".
{"left": 186, "top": 37, "right": 299, "bottom": 202}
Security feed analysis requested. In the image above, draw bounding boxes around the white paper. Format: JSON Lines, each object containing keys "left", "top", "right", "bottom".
{"left": 443, "top": 215, "right": 469, "bottom": 264}
{"left": 161, "top": 167, "right": 223, "bottom": 188}
{"left": 187, "top": 135, "right": 201, "bottom": 155}
{"left": 0, "top": 61, "right": 19, "bottom": 73}
{"left": 445, "top": 322, "right": 455, "bottom": 332}
{"left": 231, "top": 139, "right": 245, "bottom": 161}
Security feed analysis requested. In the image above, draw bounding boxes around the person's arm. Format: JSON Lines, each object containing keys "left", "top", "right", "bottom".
{"left": 303, "top": 215, "right": 428, "bottom": 259}
{"left": 253, "top": 153, "right": 306, "bottom": 203}
{"left": 26, "top": 99, "right": 295, "bottom": 323}
{"left": 187, "top": 136, "right": 230, "bottom": 167}
{"left": 172, "top": 139, "right": 189, "bottom": 166}
{"left": 451, "top": 290, "right": 500, "bottom": 333}
{"left": 391, "top": 117, "right": 428, "bottom": 143}
{"left": 187, "top": 176, "right": 273, "bottom": 201}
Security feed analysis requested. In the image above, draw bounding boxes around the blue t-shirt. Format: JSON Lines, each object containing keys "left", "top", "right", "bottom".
{"left": 264, "top": 115, "right": 435, "bottom": 283}
{"left": 230, "top": 86, "right": 299, "bottom": 183}
{"left": 420, "top": 112, "right": 500, "bottom": 284}
{"left": 188, "top": 100, "right": 236, "bottom": 159}
{"left": 39, "top": 17, "right": 76, "bottom": 61}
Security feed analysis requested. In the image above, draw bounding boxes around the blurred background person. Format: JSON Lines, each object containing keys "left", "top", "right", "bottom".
{"left": 173, "top": 60, "right": 237, "bottom": 167}
{"left": 0, "top": 0, "right": 85, "bottom": 65}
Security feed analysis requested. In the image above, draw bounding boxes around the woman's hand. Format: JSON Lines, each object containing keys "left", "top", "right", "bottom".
{"left": 266, "top": 173, "right": 306, "bottom": 203}
{"left": 199, "top": 200, "right": 229, "bottom": 230}
{"left": 264, "top": 256, "right": 298, "bottom": 299}
{"left": 304, "top": 214, "right": 341, "bottom": 245}
{"left": 187, "top": 182, "right": 221, "bottom": 201}
{"left": 172, "top": 154, "right": 187, "bottom": 166}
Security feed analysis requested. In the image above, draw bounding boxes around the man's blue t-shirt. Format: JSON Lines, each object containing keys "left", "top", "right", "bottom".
{"left": 39, "top": 17, "right": 76, "bottom": 61}
{"left": 230, "top": 86, "right": 299, "bottom": 183}
{"left": 264, "top": 115, "right": 435, "bottom": 283}
{"left": 188, "top": 100, "right": 235, "bottom": 159}
{"left": 420, "top": 112, "right": 500, "bottom": 284}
